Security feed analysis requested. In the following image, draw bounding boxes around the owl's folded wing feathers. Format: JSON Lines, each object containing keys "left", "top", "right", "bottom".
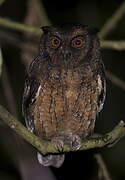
{"left": 97, "top": 62, "right": 106, "bottom": 113}
{"left": 22, "top": 68, "right": 41, "bottom": 132}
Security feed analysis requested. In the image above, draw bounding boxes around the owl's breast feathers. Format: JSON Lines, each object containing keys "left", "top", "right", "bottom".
{"left": 23, "top": 62, "right": 106, "bottom": 140}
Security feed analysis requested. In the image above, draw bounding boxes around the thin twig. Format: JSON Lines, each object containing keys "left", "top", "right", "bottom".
{"left": 99, "top": 1, "right": 125, "bottom": 39}
{"left": 0, "top": 104, "right": 125, "bottom": 154}
{"left": 106, "top": 71, "right": 125, "bottom": 91}
{"left": 95, "top": 153, "right": 112, "bottom": 180}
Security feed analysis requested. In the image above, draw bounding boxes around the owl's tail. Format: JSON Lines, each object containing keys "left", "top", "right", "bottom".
{"left": 37, "top": 152, "right": 65, "bottom": 168}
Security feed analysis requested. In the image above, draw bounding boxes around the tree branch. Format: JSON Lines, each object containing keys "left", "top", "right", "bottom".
{"left": 99, "top": 1, "right": 125, "bottom": 39}
{"left": 1, "top": 17, "right": 125, "bottom": 51}
{"left": 95, "top": 153, "right": 112, "bottom": 180}
{"left": 106, "top": 71, "right": 125, "bottom": 91}
{"left": 36, "top": 0, "right": 51, "bottom": 26}
{"left": 101, "top": 40, "right": 125, "bottom": 51}
{"left": 0, "top": 17, "right": 40, "bottom": 35}
{"left": 0, "top": 104, "right": 125, "bottom": 154}
{"left": 1, "top": 18, "right": 125, "bottom": 92}
{"left": 0, "top": 48, "right": 3, "bottom": 77}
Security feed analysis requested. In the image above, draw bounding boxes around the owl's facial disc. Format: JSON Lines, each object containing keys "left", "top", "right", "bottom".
{"left": 41, "top": 25, "right": 93, "bottom": 67}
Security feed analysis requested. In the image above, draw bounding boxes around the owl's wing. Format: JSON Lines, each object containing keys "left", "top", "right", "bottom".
{"left": 22, "top": 58, "right": 42, "bottom": 132}
{"left": 22, "top": 74, "right": 40, "bottom": 132}
{"left": 97, "top": 62, "right": 106, "bottom": 113}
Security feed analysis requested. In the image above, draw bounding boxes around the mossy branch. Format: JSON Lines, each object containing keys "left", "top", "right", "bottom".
{"left": 0, "top": 104, "right": 125, "bottom": 154}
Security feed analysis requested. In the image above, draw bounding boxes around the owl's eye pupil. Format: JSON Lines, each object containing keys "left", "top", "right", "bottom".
{"left": 51, "top": 37, "right": 60, "bottom": 48}
{"left": 54, "top": 39, "right": 59, "bottom": 45}
{"left": 72, "top": 37, "right": 85, "bottom": 48}
{"left": 75, "top": 40, "right": 81, "bottom": 45}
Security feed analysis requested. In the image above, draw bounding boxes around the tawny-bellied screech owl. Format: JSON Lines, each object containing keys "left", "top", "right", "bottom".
{"left": 22, "top": 23, "right": 106, "bottom": 168}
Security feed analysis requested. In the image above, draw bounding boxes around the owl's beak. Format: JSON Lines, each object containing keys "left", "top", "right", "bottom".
{"left": 61, "top": 50, "right": 72, "bottom": 60}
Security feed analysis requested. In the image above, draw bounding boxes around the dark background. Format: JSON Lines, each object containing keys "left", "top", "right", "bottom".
{"left": 0, "top": 0, "right": 125, "bottom": 179}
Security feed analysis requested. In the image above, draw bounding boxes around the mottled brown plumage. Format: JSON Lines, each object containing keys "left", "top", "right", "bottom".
{"left": 22, "top": 23, "right": 106, "bottom": 167}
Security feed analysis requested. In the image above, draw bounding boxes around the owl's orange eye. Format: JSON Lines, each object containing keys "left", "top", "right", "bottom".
{"left": 51, "top": 37, "right": 61, "bottom": 48}
{"left": 71, "top": 37, "right": 85, "bottom": 48}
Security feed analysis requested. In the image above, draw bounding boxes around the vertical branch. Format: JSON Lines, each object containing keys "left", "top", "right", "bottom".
{"left": 21, "top": 0, "right": 51, "bottom": 66}
{"left": 99, "top": 1, "right": 125, "bottom": 39}
{"left": 95, "top": 154, "right": 112, "bottom": 180}
{"left": 36, "top": 0, "right": 51, "bottom": 26}
{"left": 0, "top": 48, "right": 3, "bottom": 77}
{"left": 0, "top": 47, "right": 18, "bottom": 118}
{"left": 0, "top": 48, "right": 3, "bottom": 126}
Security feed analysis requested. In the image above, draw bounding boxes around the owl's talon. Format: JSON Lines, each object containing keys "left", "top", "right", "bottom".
{"left": 71, "top": 135, "right": 81, "bottom": 150}
{"left": 51, "top": 137, "right": 64, "bottom": 152}
{"left": 65, "top": 133, "right": 81, "bottom": 151}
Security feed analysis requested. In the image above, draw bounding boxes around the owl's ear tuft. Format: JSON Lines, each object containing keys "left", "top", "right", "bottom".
{"left": 41, "top": 26, "right": 52, "bottom": 34}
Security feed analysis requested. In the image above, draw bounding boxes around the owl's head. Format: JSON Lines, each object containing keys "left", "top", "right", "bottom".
{"left": 40, "top": 23, "right": 100, "bottom": 68}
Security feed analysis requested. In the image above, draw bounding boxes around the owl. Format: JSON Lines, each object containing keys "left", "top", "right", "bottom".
{"left": 22, "top": 23, "right": 106, "bottom": 168}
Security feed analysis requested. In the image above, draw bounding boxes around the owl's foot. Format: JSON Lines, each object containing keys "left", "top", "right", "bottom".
{"left": 51, "top": 134, "right": 81, "bottom": 152}
{"left": 51, "top": 137, "right": 64, "bottom": 152}
{"left": 64, "top": 133, "right": 81, "bottom": 151}
{"left": 37, "top": 152, "right": 65, "bottom": 168}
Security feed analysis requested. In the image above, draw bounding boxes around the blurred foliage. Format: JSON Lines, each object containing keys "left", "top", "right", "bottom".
{"left": 0, "top": 0, "right": 125, "bottom": 180}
